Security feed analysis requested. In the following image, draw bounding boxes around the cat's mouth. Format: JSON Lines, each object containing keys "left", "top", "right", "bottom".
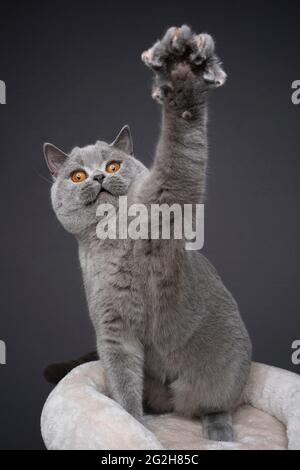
{"left": 85, "top": 188, "right": 113, "bottom": 206}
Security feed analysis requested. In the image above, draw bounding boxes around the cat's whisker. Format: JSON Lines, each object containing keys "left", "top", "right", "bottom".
{"left": 33, "top": 167, "right": 53, "bottom": 184}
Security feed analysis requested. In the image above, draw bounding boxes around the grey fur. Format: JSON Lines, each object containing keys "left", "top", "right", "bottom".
{"left": 44, "top": 26, "right": 251, "bottom": 442}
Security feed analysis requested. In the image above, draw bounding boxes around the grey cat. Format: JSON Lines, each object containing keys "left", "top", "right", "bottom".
{"left": 44, "top": 25, "right": 251, "bottom": 442}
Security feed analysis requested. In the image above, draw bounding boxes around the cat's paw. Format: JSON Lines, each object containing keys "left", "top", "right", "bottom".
{"left": 142, "top": 25, "right": 226, "bottom": 103}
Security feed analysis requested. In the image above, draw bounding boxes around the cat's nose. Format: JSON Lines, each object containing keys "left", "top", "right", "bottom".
{"left": 93, "top": 173, "right": 105, "bottom": 183}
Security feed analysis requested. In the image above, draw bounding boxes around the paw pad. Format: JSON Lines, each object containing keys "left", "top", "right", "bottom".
{"left": 182, "top": 110, "right": 193, "bottom": 120}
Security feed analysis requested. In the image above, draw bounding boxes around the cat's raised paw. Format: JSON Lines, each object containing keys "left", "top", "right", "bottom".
{"left": 142, "top": 25, "right": 226, "bottom": 94}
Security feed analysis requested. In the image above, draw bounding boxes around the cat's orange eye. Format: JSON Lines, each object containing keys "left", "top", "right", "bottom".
{"left": 106, "top": 162, "right": 121, "bottom": 174}
{"left": 70, "top": 170, "right": 88, "bottom": 183}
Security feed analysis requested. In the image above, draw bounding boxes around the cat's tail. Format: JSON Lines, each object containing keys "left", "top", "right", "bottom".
{"left": 44, "top": 351, "right": 99, "bottom": 385}
{"left": 201, "top": 412, "right": 234, "bottom": 442}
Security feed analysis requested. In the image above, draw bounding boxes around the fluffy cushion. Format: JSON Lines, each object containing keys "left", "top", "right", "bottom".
{"left": 41, "top": 361, "right": 300, "bottom": 450}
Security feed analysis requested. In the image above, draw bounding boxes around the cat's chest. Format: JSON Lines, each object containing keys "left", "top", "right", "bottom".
{"left": 79, "top": 239, "right": 184, "bottom": 336}
{"left": 80, "top": 243, "right": 131, "bottom": 292}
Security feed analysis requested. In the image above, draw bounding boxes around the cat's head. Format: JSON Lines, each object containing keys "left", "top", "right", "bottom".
{"left": 44, "top": 126, "right": 147, "bottom": 235}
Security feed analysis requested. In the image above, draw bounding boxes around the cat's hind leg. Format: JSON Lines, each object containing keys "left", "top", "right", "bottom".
{"left": 143, "top": 374, "right": 174, "bottom": 414}
{"left": 171, "top": 377, "right": 236, "bottom": 442}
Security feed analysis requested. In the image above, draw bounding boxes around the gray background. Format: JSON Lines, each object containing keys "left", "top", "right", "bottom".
{"left": 0, "top": 0, "right": 299, "bottom": 450}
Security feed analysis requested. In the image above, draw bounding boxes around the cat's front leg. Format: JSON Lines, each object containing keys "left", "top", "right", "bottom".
{"left": 141, "top": 26, "right": 226, "bottom": 205}
{"left": 97, "top": 322, "right": 144, "bottom": 421}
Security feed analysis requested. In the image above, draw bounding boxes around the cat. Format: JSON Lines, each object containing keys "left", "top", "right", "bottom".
{"left": 44, "top": 25, "right": 252, "bottom": 442}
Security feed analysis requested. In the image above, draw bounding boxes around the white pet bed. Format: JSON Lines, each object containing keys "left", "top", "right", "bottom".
{"left": 41, "top": 361, "right": 300, "bottom": 450}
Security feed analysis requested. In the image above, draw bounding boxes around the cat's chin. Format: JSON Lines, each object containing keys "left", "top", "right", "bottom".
{"left": 85, "top": 189, "right": 113, "bottom": 206}
{"left": 98, "top": 189, "right": 114, "bottom": 201}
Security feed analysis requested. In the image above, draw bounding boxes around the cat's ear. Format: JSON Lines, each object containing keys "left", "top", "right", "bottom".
{"left": 43, "top": 143, "right": 69, "bottom": 178}
{"left": 111, "top": 125, "right": 133, "bottom": 156}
